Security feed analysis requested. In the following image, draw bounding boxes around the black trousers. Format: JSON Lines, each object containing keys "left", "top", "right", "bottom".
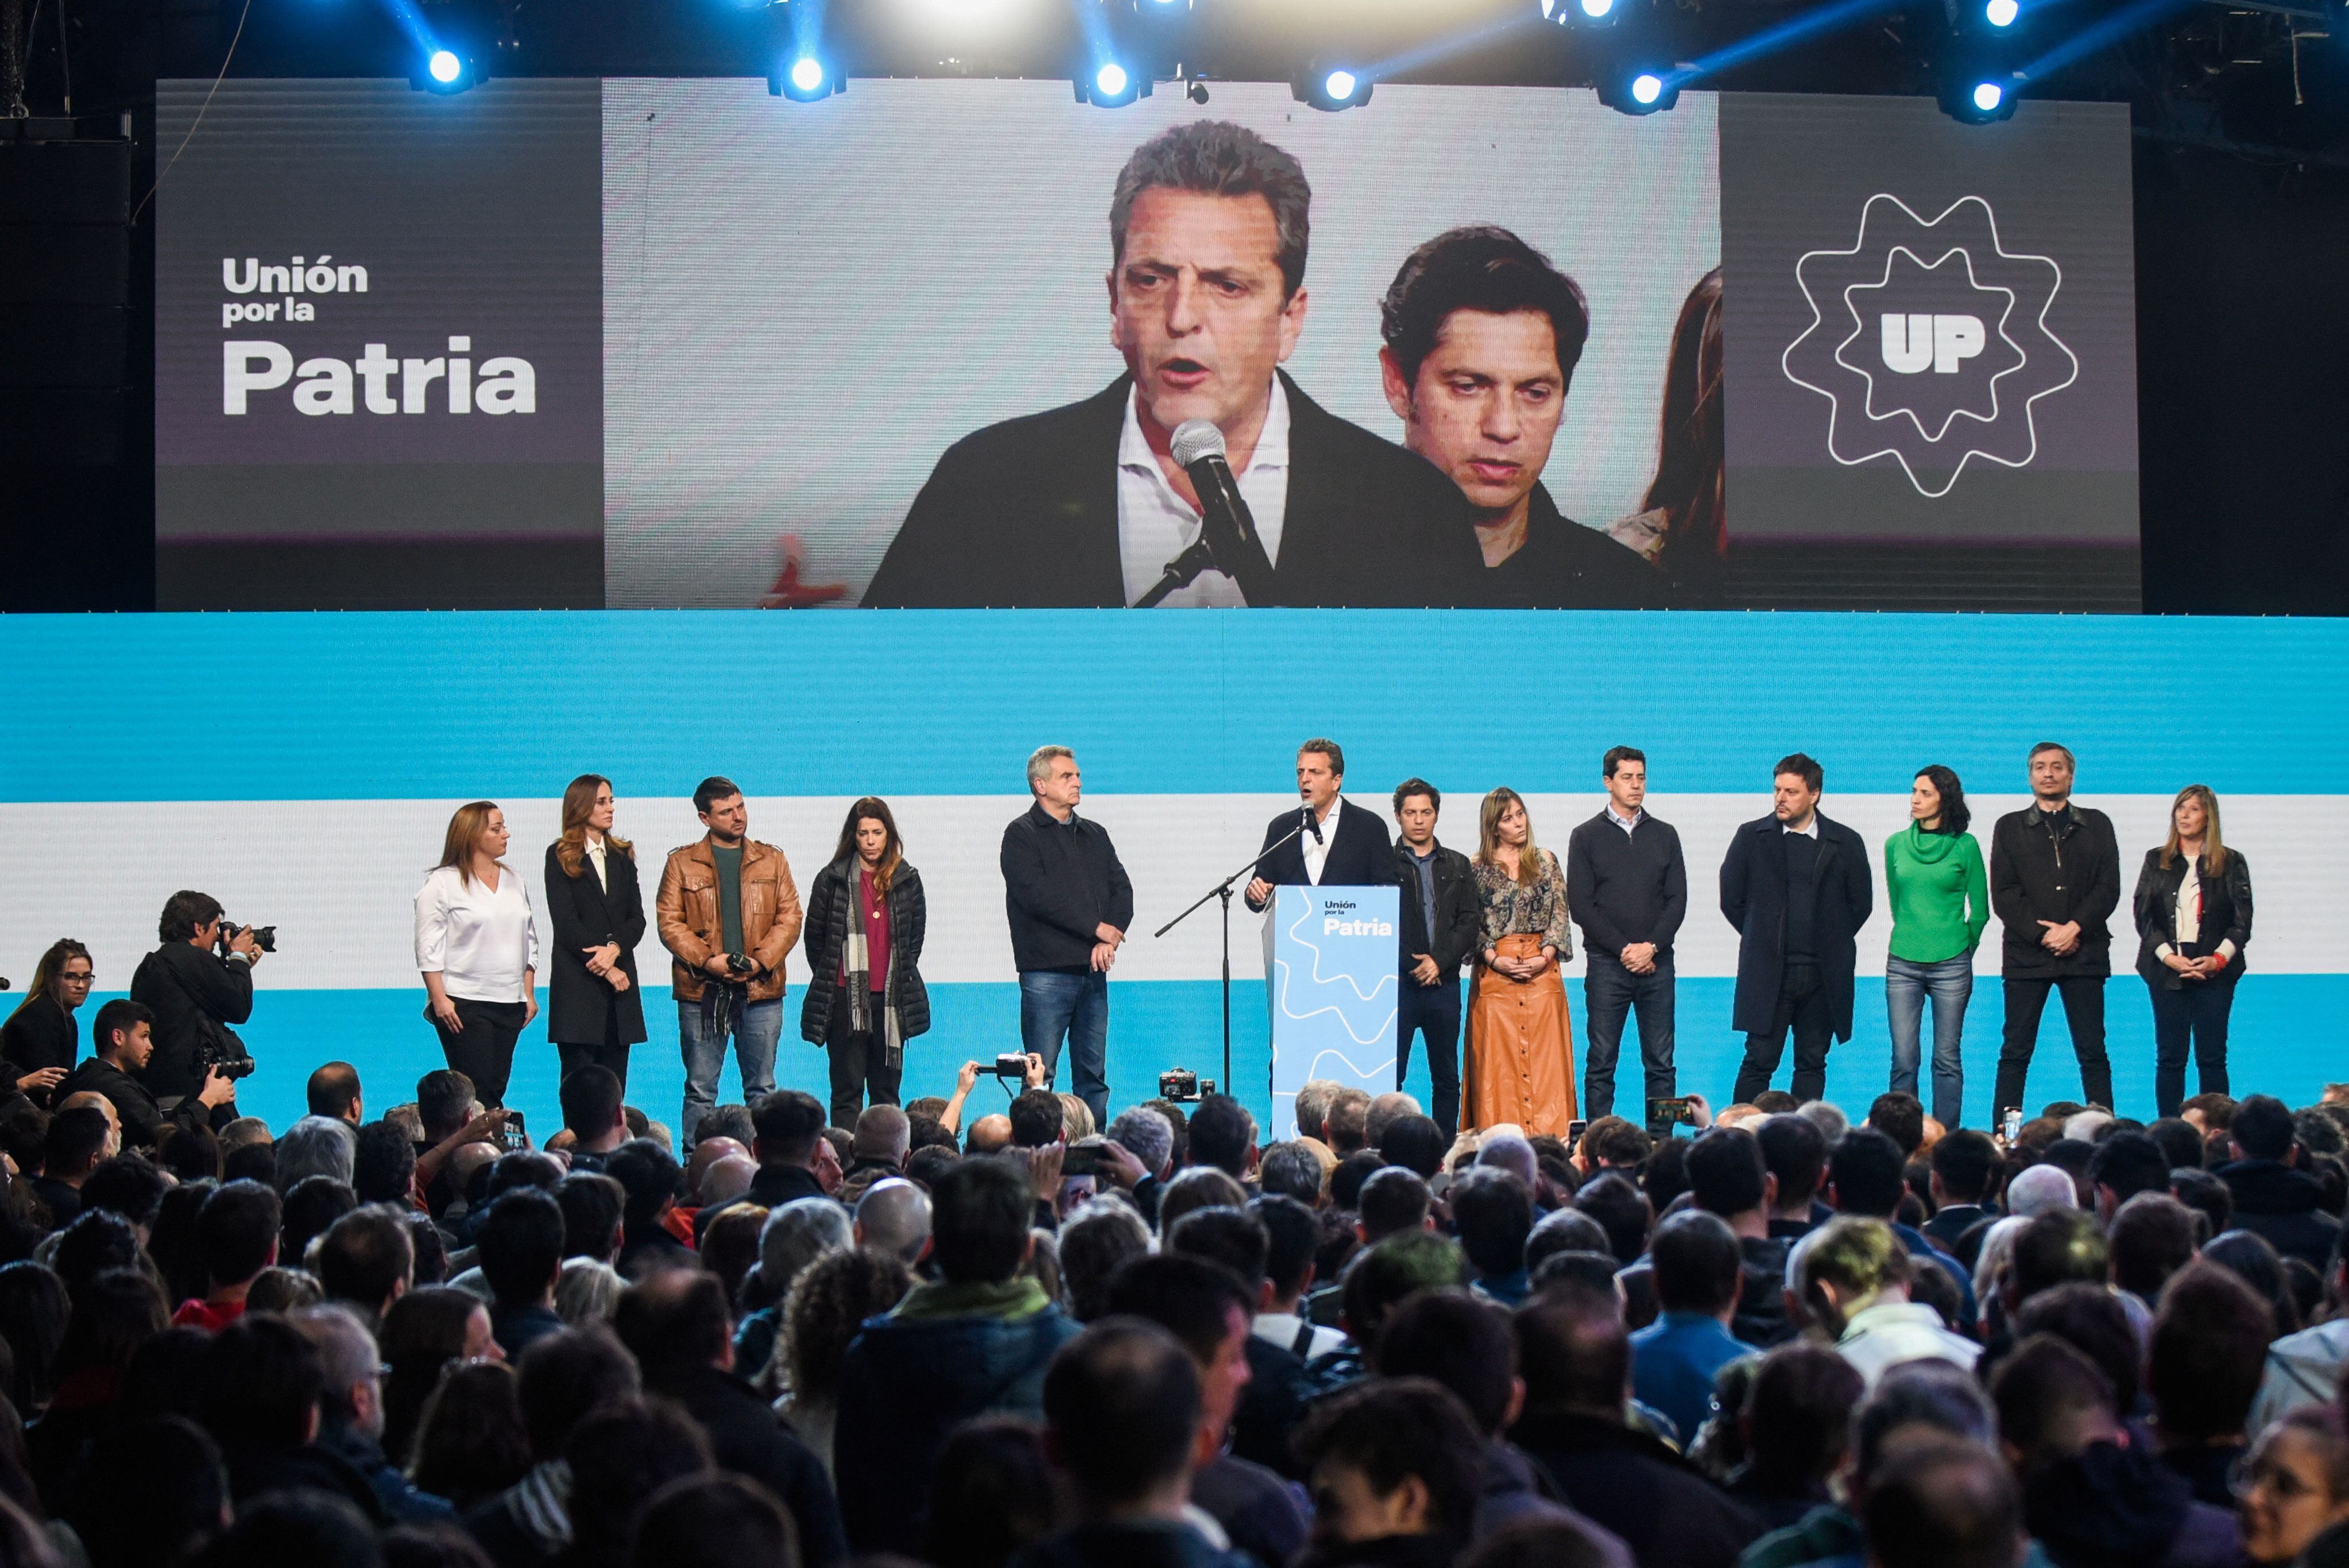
{"left": 1582, "top": 950, "right": 1677, "bottom": 1130}
{"left": 432, "top": 997, "right": 527, "bottom": 1109}
{"left": 826, "top": 993, "right": 902, "bottom": 1130}
{"left": 556, "top": 1038, "right": 633, "bottom": 1091}
{"left": 1733, "top": 962, "right": 1835, "bottom": 1105}
{"left": 1995, "top": 974, "right": 2111, "bottom": 1117}
{"left": 2149, "top": 973, "right": 2235, "bottom": 1117}
{"left": 1397, "top": 977, "right": 1463, "bottom": 1138}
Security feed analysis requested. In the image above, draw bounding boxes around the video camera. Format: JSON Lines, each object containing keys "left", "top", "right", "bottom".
{"left": 1157, "top": 1068, "right": 1215, "bottom": 1104}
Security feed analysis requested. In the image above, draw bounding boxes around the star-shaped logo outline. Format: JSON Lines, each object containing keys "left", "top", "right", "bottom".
{"left": 1782, "top": 193, "right": 2079, "bottom": 500}
{"left": 1837, "top": 247, "right": 2019, "bottom": 441}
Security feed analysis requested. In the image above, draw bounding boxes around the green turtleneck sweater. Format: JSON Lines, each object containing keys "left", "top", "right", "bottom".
{"left": 1884, "top": 822, "right": 1989, "bottom": 963}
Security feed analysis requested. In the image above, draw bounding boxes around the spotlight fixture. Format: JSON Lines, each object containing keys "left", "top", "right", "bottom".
{"left": 1290, "top": 65, "right": 1373, "bottom": 110}
{"left": 1543, "top": 0, "right": 1621, "bottom": 28}
{"left": 412, "top": 43, "right": 482, "bottom": 92}
{"left": 1984, "top": 0, "right": 2020, "bottom": 25}
{"left": 1075, "top": 57, "right": 1150, "bottom": 106}
{"left": 1938, "top": 67, "right": 2021, "bottom": 121}
{"left": 1595, "top": 64, "right": 1681, "bottom": 113}
{"left": 768, "top": 52, "right": 844, "bottom": 98}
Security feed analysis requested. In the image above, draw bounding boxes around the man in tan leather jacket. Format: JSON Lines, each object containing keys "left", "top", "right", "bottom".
{"left": 657, "top": 776, "right": 803, "bottom": 1148}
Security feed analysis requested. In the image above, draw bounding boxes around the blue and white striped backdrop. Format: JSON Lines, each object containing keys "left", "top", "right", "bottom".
{"left": 2, "top": 610, "right": 2343, "bottom": 1137}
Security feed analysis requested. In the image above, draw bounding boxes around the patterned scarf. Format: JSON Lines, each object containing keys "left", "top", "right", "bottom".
{"left": 840, "top": 865, "right": 904, "bottom": 1068}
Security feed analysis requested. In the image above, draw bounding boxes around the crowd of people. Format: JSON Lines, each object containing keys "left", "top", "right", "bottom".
{"left": 0, "top": 1013, "right": 2334, "bottom": 1568}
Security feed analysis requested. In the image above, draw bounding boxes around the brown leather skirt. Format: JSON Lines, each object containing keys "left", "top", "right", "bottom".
{"left": 1465, "top": 933, "right": 1578, "bottom": 1136}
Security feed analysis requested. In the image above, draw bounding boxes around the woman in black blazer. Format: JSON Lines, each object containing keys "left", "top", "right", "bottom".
{"left": 544, "top": 774, "right": 649, "bottom": 1088}
{"left": 2133, "top": 784, "right": 2253, "bottom": 1117}
{"left": 800, "top": 797, "right": 929, "bottom": 1129}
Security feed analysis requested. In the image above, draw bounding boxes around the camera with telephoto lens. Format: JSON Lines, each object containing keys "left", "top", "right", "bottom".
{"left": 1157, "top": 1068, "right": 1214, "bottom": 1103}
{"left": 194, "top": 1034, "right": 257, "bottom": 1082}
{"left": 215, "top": 920, "right": 277, "bottom": 956}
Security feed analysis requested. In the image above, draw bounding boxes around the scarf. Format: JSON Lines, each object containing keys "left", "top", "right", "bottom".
{"left": 837, "top": 861, "right": 904, "bottom": 1069}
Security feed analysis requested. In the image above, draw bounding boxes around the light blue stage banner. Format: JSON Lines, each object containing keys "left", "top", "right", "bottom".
{"left": 1266, "top": 885, "right": 1400, "bottom": 1139}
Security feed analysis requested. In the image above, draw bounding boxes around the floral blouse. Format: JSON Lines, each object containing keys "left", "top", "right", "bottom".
{"left": 1472, "top": 849, "right": 1574, "bottom": 960}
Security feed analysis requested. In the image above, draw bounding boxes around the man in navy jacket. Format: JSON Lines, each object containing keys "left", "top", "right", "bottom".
{"left": 1720, "top": 753, "right": 1873, "bottom": 1105}
{"left": 1244, "top": 738, "right": 1394, "bottom": 913}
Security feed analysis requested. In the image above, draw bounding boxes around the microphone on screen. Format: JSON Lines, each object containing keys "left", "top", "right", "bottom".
{"left": 1302, "top": 806, "right": 1322, "bottom": 844}
{"left": 1170, "top": 419, "right": 1277, "bottom": 607}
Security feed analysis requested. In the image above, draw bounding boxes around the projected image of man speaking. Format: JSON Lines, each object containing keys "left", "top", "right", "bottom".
{"left": 863, "top": 120, "right": 1482, "bottom": 609}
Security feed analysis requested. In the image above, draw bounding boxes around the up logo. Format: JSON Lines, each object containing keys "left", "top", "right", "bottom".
{"left": 1782, "top": 195, "right": 2077, "bottom": 498}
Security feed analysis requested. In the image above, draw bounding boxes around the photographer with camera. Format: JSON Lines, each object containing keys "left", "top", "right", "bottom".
{"left": 657, "top": 777, "right": 803, "bottom": 1151}
{"left": 57, "top": 997, "right": 237, "bottom": 1153}
{"left": 129, "top": 889, "right": 264, "bottom": 1107}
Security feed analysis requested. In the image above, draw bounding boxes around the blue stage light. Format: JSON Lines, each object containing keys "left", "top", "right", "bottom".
{"left": 1096, "top": 61, "right": 1128, "bottom": 96}
{"left": 1985, "top": 0, "right": 2020, "bottom": 25}
{"left": 1631, "top": 71, "right": 1662, "bottom": 102}
{"left": 427, "top": 49, "right": 461, "bottom": 83}
{"left": 1324, "top": 69, "right": 1357, "bottom": 99}
{"left": 1972, "top": 79, "right": 2003, "bottom": 109}
{"left": 1291, "top": 65, "right": 1371, "bottom": 109}
{"left": 1582, "top": 0, "right": 1616, "bottom": 18}
{"left": 790, "top": 56, "right": 825, "bottom": 92}
{"left": 1597, "top": 64, "right": 1681, "bottom": 113}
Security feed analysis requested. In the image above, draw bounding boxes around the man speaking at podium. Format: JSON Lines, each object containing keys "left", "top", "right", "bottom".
{"left": 1245, "top": 740, "right": 1395, "bottom": 913}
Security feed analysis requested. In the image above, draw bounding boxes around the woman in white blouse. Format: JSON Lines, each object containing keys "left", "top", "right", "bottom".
{"left": 417, "top": 800, "right": 541, "bottom": 1109}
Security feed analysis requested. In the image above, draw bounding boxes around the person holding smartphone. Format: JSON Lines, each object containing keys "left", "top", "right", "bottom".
{"left": 416, "top": 801, "right": 541, "bottom": 1111}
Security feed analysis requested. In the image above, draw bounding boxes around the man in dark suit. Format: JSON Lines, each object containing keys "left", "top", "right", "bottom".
{"left": 1567, "top": 745, "right": 1688, "bottom": 1132}
{"left": 1988, "top": 741, "right": 2122, "bottom": 1116}
{"left": 864, "top": 120, "right": 1482, "bottom": 609}
{"left": 1720, "top": 753, "right": 1873, "bottom": 1105}
{"left": 1377, "top": 226, "right": 1670, "bottom": 609}
{"left": 1388, "top": 779, "right": 1481, "bottom": 1138}
{"left": 1245, "top": 740, "right": 1394, "bottom": 915}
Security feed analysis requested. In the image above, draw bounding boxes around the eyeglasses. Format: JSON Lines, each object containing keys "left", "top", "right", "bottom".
{"left": 2231, "top": 1455, "right": 2324, "bottom": 1503}
{"left": 60, "top": 974, "right": 95, "bottom": 985}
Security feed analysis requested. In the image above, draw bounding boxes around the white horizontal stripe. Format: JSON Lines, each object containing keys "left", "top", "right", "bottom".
{"left": 2, "top": 793, "right": 2339, "bottom": 990}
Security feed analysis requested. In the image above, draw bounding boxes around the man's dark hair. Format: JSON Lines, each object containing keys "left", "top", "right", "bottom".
{"left": 2145, "top": 1118, "right": 2205, "bottom": 1171}
{"left": 1111, "top": 121, "right": 1312, "bottom": 300}
{"left": 1249, "top": 1194, "right": 1321, "bottom": 1302}
{"left": 416, "top": 1070, "right": 475, "bottom": 1141}
{"left": 1828, "top": 1129, "right": 1907, "bottom": 1218}
{"left": 352, "top": 1122, "right": 418, "bottom": 1206}
{"left": 1860, "top": 1439, "right": 2026, "bottom": 1568}
{"left": 91, "top": 998, "right": 154, "bottom": 1056}
{"left": 1930, "top": 1130, "right": 1999, "bottom": 1205}
{"left": 1372, "top": 1288, "right": 1516, "bottom": 1434}
{"left": 1167, "top": 1206, "right": 1271, "bottom": 1291}
{"left": 1257, "top": 1141, "right": 1322, "bottom": 1206}
{"left": 1572, "top": 1174, "right": 1653, "bottom": 1265}
{"left": 1392, "top": 778, "right": 1441, "bottom": 815}
{"left": 1331, "top": 1149, "right": 1386, "bottom": 1210}
{"left": 76, "top": 1415, "right": 229, "bottom": 1568}
{"left": 613, "top": 1271, "right": 733, "bottom": 1380}
{"left": 556, "top": 1172, "right": 626, "bottom": 1262}
{"left": 1358, "top": 1167, "right": 1433, "bottom": 1241}
{"left": 194, "top": 1179, "right": 281, "bottom": 1290}
{"left": 2180, "top": 1093, "right": 2236, "bottom": 1130}
{"left": 1758, "top": 1114, "right": 1829, "bottom": 1207}
{"left": 1515, "top": 1290, "right": 1629, "bottom": 1416}
{"left": 2009, "top": 1209, "right": 2108, "bottom": 1306}
{"left": 1292, "top": 1377, "right": 1486, "bottom": 1535}
{"left": 1452, "top": 1168, "right": 1535, "bottom": 1280}
{"left": 1341, "top": 1232, "right": 1468, "bottom": 1349}
{"left": 1042, "top": 1319, "right": 1201, "bottom": 1504}
{"left": 2086, "top": 1132, "right": 2169, "bottom": 1209}
{"left": 307, "top": 1063, "right": 362, "bottom": 1120}
{"left": 1524, "top": 1209, "right": 1611, "bottom": 1276}
{"left": 563, "top": 1398, "right": 716, "bottom": 1557}
{"left": 158, "top": 891, "right": 224, "bottom": 944}
{"left": 55, "top": 1207, "right": 143, "bottom": 1300}
{"left": 1742, "top": 1342, "right": 1866, "bottom": 1493}
{"left": 559, "top": 1068, "right": 625, "bottom": 1141}
{"left": 1650, "top": 1209, "right": 1743, "bottom": 1317}
{"left": 630, "top": 1473, "right": 798, "bottom": 1568}
{"left": 1603, "top": 746, "right": 1646, "bottom": 781}
{"left": 2232, "top": 1094, "right": 2294, "bottom": 1162}
{"left": 1007, "top": 1090, "right": 1065, "bottom": 1151}
{"left": 1324, "top": 1093, "right": 1370, "bottom": 1158}
{"left": 84, "top": 1153, "right": 171, "bottom": 1228}
{"left": 1685, "top": 1127, "right": 1768, "bottom": 1217}
{"left": 1774, "top": 753, "right": 1824, "bottom": 793}
{"left": 930, "top": 1156, "right": 1034, "bottom": 1286}
{"left": 477, "top": 1188, "right": 565, "bottom": 1308}
{"left": 750, "top": 1091, "right": 825, "bottom": 1165}
{"left": 2013, "top": 1282, "right": 2141, "bottom": 1413}
{"left": 486, "top": 1149, "right": 563, "bottom": 1202}
{"left": 1186, "top": 1095, "right": 1252, "bottom": 1177}
{"left": 316, "top": 1206, "right": 413, "bottom": 1311}
{"left": 1582, "top": 1117, "right": 1653, "bottom": 1169}
{"left": 195, "top": 1492, "right": 377, "bottom": 1568}
{"left": 199, "top": 1313, "right": 326, "bottom": 1446}
{"left": 2169, "top": 1168, "right": 2232, "bottom": 1238}
{"left": 1297, "top": 737, "right": 1346, "bottom": 779}
{"left": 1868, "top": 1094, "right": 1926, "bottom": 1157}
{"left": 1990, "top": 1334, "right": 2115, "bottom": 1469}
{"left": 45, "top": 1106, "right": 110, "bottom": 1180}
{"left": 0, "top": 1098, "right": 50, "bottom": 1178}
{"left": 1104, "top": 1253, "right": 1251, "bottom": 1367}
{"left": 602, "top": 1139, "right": 683, "bottom": 1233}
{"left": 691, "top": 776, "right": 742, "bottom": 815}
{"left": 2108, "top": 1193, "right": 2197, "bottom": 1298}
{"left": 1379, "top": 1115, "right": 1447, "bottom": 1180}
{"left": 1379, "top": 225, "right": 1591, "bottom": 392}
{"left": 2147, "top": 1259, "right": 2273, "bottom": 1442}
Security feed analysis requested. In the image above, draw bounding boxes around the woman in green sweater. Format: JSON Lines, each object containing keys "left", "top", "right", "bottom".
{"left": 1884, "top": 765, "right": 1989, "bottom": 1128}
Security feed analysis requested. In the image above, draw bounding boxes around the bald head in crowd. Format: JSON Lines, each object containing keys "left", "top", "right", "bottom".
{"left": 856, "top": 1178, "right": 934, "bottom": 1263}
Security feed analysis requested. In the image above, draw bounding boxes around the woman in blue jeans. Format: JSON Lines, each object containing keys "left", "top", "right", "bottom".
{"left": 1883, "top": 765, "right": 1988, "bottom": 1126}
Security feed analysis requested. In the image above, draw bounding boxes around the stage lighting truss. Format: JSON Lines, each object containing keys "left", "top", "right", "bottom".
{"left": 1291, "top": 64, "right": 1373, "bottom": 109}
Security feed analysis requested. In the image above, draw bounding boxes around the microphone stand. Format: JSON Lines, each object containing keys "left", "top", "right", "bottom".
{"left": 1135, "top": 541, "right": 1216, "bottom": 609}
{"left": 1155, "top": 814, "right": 1312, "bottom": 1118}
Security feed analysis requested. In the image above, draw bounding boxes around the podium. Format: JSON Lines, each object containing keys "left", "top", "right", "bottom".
{"left": 1263, "top": 884, "right": 1399, "bottom": 1140}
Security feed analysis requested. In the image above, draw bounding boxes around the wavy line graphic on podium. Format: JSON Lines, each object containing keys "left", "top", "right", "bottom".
{"left": 1271, "top": 901, "right": 1398, "bottom": 1046}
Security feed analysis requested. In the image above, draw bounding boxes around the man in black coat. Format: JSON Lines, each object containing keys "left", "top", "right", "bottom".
{"left": 56, "top": 998, "right": 236, "bottom": 1153}
{"left": 863, "top": 121, "right": 1480, "bottom": 610}
{"left": 1003, "top": 746, "right": 1135, "bottom": 1126}
{"left": 1567, "top": 746, "right": 1688, "bottom": 1131}
{"left": 1988, "top": 742, "right": 2122, "bottom": 1117}
{"left": 1245, "top": 739, "right": 1395, "bottom": 913}
{"left": 128, "top": 888, "right": 259, "bottom": 1102}
{"left": 1720, "top": 754, "right": 1872, "bottom": 1106}
{"left": 2216, "top": 1095, "right": 2343, "bottom": 1271}
{"left": 1390, "top": 779, "right": 1482, "bottom": 1139}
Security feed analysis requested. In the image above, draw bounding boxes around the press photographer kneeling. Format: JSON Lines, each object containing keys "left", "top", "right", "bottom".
{"left": 127, "top": 888, "right": 264, "bottom": 1115}
{"left": 55, "top": 997, "right": 238, "bottom": 1153}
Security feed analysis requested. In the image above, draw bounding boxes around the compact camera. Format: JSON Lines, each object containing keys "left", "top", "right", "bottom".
{"left": 990, "top": 1053, "right": 1031, "bottom": 1080}
{"left": 215, "top": 920, "right": 278, "bottom": 955}
{"left": 1157, "top": 1068, "right": 1215, "bottom": 1104}
{"left": 725, "top": 953, "right": 754, "bottom": 977}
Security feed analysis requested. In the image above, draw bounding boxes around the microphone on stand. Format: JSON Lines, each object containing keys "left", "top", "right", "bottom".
{"left": 1301, "top": 806, "right": 1323, "bottom": 844}
{"left": 1170, "top": 419, "right": 1276, "bottom": 606}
